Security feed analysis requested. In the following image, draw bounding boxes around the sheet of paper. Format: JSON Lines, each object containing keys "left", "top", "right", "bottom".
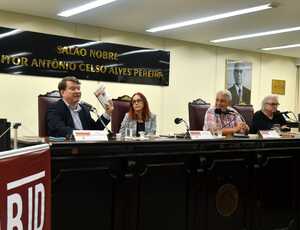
{"left": 73, "top": 130, "right": 108, "bottom": 141}
{"left": 189, "top": 130, "right": 214, "bottom": 139}
{"left": 259, "top": 130, "right": 281, "bottom": 139}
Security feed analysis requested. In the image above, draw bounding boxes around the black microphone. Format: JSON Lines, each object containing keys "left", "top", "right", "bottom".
{"left": 174, "top": 118, "right": 183, "bottom": 124}
{"left": 174, "top": 117, "right": 190, "bottom": 138}
{"left": 279, "top": 111, "right": 291, "bottom": 119}
{"left": 214, "top": 108, "right": 235, "bottom": 115}
{"left": 280, "top": 111, "right": 291, "bottom": 114}
{"left": 215, "top": 108, "right": 247, "bottom": 128}
{"left": 174, "top": 117, "right": 190, "bottom": 131}
{"left": 81, "top": 101, "right": 113, "bottom": 137}
{"left": 81, "top": 101, "right": 96, "bottom": 112}
{"left": 13, "top": 122, "right": 21, "bottom": 129}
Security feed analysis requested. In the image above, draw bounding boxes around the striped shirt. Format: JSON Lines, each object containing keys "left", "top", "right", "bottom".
{"left": 203, "top": 106, "right": 242, "bottom": 131}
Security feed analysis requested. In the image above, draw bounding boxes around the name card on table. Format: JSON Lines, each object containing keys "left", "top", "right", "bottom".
{"left": 73, "top": 130, "right": 108, "bottom": 141}
{"left": 189, "top": 131, "right": 214, "bottom": 140}
{"left": 259, "top": 130, "right": 281, "bottom": 139}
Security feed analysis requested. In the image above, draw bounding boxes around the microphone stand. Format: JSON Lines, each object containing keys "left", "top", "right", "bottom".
{"left": 13, "top": 123, "right": 21, "bottom": 149}
{"left": 183, "top": 120, "right": 190, "bottom": 139}
{"left": 219, "top": 110, "right": 248, "bottom": 135}
{"left": 90, "top": 108, "right": 114, "bottom": 140}
{"left": 174, "top": 118, "right": 190, "bottom": 139}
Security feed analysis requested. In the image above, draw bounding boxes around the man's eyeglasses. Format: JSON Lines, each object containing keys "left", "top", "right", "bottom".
{"left": 266, "top": 102, "right": 280, "bottom": 106}
{"left": 132, "top": 99, "right": 143, "bottom": 104}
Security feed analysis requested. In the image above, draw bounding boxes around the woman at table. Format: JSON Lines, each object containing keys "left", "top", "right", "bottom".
{"left": 250, "top": 95, "right": 287, "bottom": 133}
{"left": 119, "top": 92, "right": 156, "bottom": 136}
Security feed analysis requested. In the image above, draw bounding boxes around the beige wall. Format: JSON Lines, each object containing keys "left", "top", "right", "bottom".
{"left": 0, "top": 10, "right": 297, "bottom": 136}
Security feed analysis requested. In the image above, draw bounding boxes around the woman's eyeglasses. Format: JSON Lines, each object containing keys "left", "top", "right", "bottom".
{"left": 132, "top": 99, "right": 143, "bottom": 104}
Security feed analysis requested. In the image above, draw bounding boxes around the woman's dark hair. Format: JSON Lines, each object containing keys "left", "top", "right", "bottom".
{"left": 128, "top": 92, "right": 150, "bottom": 121}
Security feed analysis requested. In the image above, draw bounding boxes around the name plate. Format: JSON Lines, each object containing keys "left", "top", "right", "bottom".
{"left": 189, "top": 131, "right": 214, "bottom": 140}
{"left": 73, "top": 130, "right": 108, "bottom": 141}
{"left": 259, "top": 130, "right": 281, "bottom": 139}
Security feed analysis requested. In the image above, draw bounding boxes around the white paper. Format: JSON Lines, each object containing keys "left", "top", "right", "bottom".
{"left": 94, "top": 84, "right": 111, "bottom": 109}
{"left": 259, "top": 130, "right": 281, "bottom": 139}
{"left": 73, "top": 130, "right": 108, "bottom": 141}
{"left": 189, "top": 130, "right": 214, "bottom": 139}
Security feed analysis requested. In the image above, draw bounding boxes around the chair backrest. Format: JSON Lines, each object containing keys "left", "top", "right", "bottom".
{"left": 111, "top": 95, "right": 131, "bottom": 134}
{"left": 232, "top": 104, "right": 254, "bottom": 128}
{"left": 38, "top": 91, "right": 61, "bottom": 137}
{"left": 188, "top": 102, "right": 210, "bottom": 130}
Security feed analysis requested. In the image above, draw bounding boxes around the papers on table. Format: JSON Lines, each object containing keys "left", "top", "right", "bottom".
{"left": 73, "top": 130, "right": 108, "bottom": 141}
{"left": 259, "top": 130, "right": 281, "bottom": 139}
{"left": 189, "top": 130, "right": 218, "bottom": 140}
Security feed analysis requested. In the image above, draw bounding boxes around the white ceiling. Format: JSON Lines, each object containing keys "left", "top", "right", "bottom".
{"left": 0, "top": 0, "right": 300, "bottom": 58}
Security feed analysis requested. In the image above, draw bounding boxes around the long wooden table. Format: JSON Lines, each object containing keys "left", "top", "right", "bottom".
{"left": 50, "top": 137, "right": 300, "bottom": 230}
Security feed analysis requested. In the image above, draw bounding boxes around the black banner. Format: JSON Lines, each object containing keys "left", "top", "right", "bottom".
{"left": 0, "top": 27, "right": 170, "bottom": 86}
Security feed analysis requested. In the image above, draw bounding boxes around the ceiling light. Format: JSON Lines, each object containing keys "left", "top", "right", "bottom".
{"left": 0, "top": 29, "right": 22, "bottom": 39}
{"left": 65, "top": 41, "right": 103, "bottom": 49}
{"left": 9, "top": 52, "right": 32, "bottom": 58}
{"left": 119, "top": 49, "right": 159, "bottom": 57}
{"left": 146, "top": 3, "right": 273, "bottom": 33}
{"left": 58, "top": 0, "right": 117, "bottom": 17}
{"left": 211, "top": 26, "right": 300, "bottom": 43}
{"left": 261, "top": 44, "right": 300, "bottom": 51}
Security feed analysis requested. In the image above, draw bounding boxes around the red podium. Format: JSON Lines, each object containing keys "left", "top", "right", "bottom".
{"left": 0, "top": 144, "right": 51, "bottom": 230}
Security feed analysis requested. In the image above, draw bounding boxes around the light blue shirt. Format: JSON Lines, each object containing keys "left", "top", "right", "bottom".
{"left": 63, "top": 100, "right": 83, "bottom": 130}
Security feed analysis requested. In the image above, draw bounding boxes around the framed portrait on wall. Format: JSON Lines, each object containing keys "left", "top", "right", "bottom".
{"left": 226, "top": 60, "right": 252, "bottom": 105}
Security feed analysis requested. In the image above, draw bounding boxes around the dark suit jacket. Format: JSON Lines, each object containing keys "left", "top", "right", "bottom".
{"left": 47, "top": 99, "right": 110, "bottom": 137}
{"left": 228, "top": 85, "right": 251, "bottom": 105}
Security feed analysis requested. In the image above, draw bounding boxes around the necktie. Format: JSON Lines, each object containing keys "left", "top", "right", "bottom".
{"left": 238, "top": 87, "right": 242, "bottom": 103}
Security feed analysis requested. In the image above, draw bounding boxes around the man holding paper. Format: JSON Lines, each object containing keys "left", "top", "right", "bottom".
{"left": 47, "top": 76, "right": 114, "bottom": 138}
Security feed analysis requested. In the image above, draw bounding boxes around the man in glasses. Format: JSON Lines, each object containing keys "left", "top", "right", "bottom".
{"left": 250, "top": 95, "right": 287, "bottom": 133}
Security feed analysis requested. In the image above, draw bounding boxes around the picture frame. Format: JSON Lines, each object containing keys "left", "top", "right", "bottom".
{"left": 226, "top": 60, "right": 252, "bottom": 105}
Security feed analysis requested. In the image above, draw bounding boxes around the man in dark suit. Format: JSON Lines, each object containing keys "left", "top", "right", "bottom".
{"left": 47, "top": 76, "right": 113, "bottom": 137}
{"left": 228, "top": 64, "right": 251, "bottom": 105}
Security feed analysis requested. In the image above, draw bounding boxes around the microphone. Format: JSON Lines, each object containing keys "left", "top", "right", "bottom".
{"left": 278, "top": 110, "right": 299, "bottom": 122}
{"left": 214, "top": 108, "right": 234, "bottom": 115}
{"left": 174, "top": 118, "right": 190, "bottom": 131}
{"left": 81, "top": 101, "right": 113, "bottom": 137}
{"left": 174, "top": 118, "right": 183, "bottom": 124}
{"left": 174, "top": 117, "right": 190, "bottom": 139}
{"left": 98, "top": 116, "right": 113, "bottom": 137}
{"left": 81, "top": 101, "right": 96, "bottom": 112}
{"left": 280, "top": 111, "right": 291, "bottom": 114}
{"left": 279, "top": 111, "right": 291, "bottom": 119}
{"left": 215, "top": 108, "right": 246, "bottom": 128}
{"left": 13, "top": 122, "right": 21, "bottom": 129}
